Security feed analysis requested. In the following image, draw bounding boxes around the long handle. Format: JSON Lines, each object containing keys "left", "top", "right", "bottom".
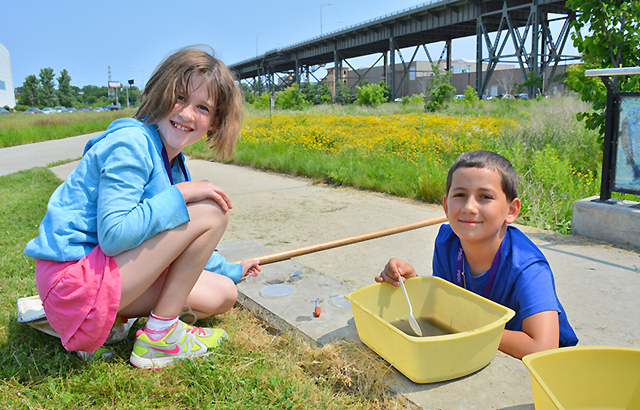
{"left": 233, "top": 215, "right": 447, "bottom": 265}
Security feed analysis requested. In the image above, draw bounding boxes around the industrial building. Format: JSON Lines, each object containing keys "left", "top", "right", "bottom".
{"left": 0, "top": 42, "right": 15, "bottom": 108}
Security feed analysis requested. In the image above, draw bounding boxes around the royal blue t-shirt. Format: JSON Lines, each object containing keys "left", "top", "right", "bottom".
{"left": 432, "top": 224, "right": 578, "bottom": 347}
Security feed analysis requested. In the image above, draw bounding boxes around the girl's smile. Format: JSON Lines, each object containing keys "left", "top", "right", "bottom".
{"left": 157, "top": 74, "right": 216, "bottom": 160}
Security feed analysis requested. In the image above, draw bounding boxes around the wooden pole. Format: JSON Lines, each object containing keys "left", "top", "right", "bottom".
{"left": 234, "top": 215, "right": 447, "bottom": 265}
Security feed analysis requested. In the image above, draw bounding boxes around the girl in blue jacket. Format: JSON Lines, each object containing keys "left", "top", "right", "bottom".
{"left": 24, "top": 46, "right": 260, "bottom": 369}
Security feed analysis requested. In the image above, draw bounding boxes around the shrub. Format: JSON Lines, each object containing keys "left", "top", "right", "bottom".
{"left": 275, "top": 84, "right": 310, "bottom": 110}
{"left": 355, "top": 83, "right": 386, "bottom": 107}
{"left": 253, "top": 93, "right": 271, "bottom": 109}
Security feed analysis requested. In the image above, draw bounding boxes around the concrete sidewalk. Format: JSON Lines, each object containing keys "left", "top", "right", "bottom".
{"left": 4, "top": 135, "right": 640, "bottom": 409}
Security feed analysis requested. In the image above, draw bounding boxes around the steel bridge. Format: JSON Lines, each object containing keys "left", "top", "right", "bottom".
{"left": 229, "top": 0, "right": 578, "bottom": 98}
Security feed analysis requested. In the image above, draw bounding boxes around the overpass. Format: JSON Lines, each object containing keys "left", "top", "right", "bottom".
{"left": 228, "top": 0, "right": 578, "bottom": 98}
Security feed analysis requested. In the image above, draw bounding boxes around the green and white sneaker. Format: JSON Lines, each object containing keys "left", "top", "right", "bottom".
{"left": 129, "top": 320, "right": 227, "bottom": 369}
{"left": 77, "top": 346, "right": 114, "bottom": 362}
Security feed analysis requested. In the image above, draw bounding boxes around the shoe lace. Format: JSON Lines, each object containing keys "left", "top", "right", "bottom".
{"left": 185, "top": 323, "right": 207, "bottom": 336}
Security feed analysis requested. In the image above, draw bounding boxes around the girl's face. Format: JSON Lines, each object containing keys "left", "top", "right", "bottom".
{"left": 157, "top": 74, "right": 216, "bottom": 160}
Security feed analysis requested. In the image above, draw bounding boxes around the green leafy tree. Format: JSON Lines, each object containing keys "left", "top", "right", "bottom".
{"left": 355, "top": 82, "right": 386, "bottom": 106}
{"left": 57, "top": 69, "right": 74, "bottom": 108}
{"left": 318, "top": 84, "right": 332, "bottom": 104}
{"left": 274, "top": 84, "right": 310, "bottom": 110}
{"left": 564, "top": 0, "right": 640, "bottom": 139}
{"left": 379, "top": 80, "right": 392, "bottom": 102}
{"left": 426, "top": 65, "right": 455, "bottom": 112}
{"left": 333, "top": 80, "right": 353, "bottom": 105}
{"left": 37, "top": 68, "right": 57, "bottom": 107}
{"left": 253, "top": 93, "right": 271, "bottom": 109}
{"left": 515, "top": 72, "right": 544, "bottom": 96}
{"left": 463, "top": 85, "right": 479, "bottom": 107}
{"left": 19, "top": 75, "right": 39, "bottom": 106}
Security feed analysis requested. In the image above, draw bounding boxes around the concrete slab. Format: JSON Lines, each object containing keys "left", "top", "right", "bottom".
{"left": 572, "top": 195, "right": 640, "bottom": 248}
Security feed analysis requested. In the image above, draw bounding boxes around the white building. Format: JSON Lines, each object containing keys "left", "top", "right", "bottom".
{"left": 0, "top": 42, "right": 16, "bottom": 108}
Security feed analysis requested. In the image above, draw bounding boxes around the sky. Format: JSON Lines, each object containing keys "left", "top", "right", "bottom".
{"left": 1, "top": 0, "right": 581, "bottom": 90}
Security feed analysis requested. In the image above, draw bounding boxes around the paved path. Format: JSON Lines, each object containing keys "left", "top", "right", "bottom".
{"left": 4, "top": 134, "right": 640, "bottom": 410}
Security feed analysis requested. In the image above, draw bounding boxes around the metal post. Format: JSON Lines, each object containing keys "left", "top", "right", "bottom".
{"left": 389, "top": 37, "right": 396, "bottom": 100}
{"left": 598, "top": 77, "right": 618, "bottom": 202}
{"left": 446, "top": 39, "right": 452, "bottom": 72}
{"left": 476, "top": 17, "right": 483, "bottom": 96}
{"left": 530, "top": 1, "right": 539, "bottom": 97}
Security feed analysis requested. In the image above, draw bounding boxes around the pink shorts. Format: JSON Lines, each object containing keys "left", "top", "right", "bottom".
{"left": 35, "top": 246, "right": 121, "bottom": 353}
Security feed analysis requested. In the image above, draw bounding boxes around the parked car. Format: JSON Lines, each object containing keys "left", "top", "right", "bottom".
{"left": 93, "top": 107, "right": 105, "bottom": 112}
{"left": 78, "top": 107, "right": 94, "bottom": 112}
{"left": 102, "top": 104, "right": 122, "bottom": 111}
{"left": 515, "top": 93, "right": 529, "bottom": 100}
{"left": 42, "top": 108, "right": 55, "bottom": 114}
{"left": 66, "top": 107, "right": 77, "bottom": 113}
{"left": 0, "top": 108, "right": 10, "bottom": 114}
{"left": 24, "top": 107, "right": 43, "bottom": 114}
{"left": 54, "top": 106, "right": 67, "bottom": 113}
{"left": 454, "top": 94, "right": 465, "bottom": 100}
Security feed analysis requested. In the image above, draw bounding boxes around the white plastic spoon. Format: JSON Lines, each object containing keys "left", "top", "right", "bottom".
{"left": 398, "top": 276, "right": 422, "bottom": 337}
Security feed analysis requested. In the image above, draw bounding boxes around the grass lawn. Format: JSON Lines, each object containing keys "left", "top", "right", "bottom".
{"left": 0, "top": 168, "right": 407, "bottom": 410}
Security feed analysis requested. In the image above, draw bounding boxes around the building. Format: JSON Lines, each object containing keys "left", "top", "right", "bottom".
{"left": 321, "top": 59, "right": 568, "bottom": 98}
{"left": 0, "top": 42, "right": 16, "bottom": 108}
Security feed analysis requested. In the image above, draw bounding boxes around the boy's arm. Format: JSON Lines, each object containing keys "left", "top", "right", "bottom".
{"left": 498, "top": 310, "right": 560, "bottom": 359}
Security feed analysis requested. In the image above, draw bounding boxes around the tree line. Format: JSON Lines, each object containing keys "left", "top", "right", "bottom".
{"left": 15, "top": 68, "right": 142, "bottom": 111}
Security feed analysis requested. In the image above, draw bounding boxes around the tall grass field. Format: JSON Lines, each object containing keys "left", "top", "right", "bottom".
{"left": 186, "top": 97, "right": 638, "bottom": 234}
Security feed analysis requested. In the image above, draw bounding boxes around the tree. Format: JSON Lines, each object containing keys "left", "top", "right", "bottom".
{"left": 57, "top": 69, "right": 74, "bottom": 108}
{"left": 19, "top": 75, "right": 39, "bottom": 106}
{"left": 333, "top": 80, "right": 353, "bottom": 105}
{"left": 274, "top": 84, "right": 310, "bottom": 110}
{"left": 379, "top": 80, "right": 392, "bottom": 102}
{"left": 564, "top": 0, "right": 640, "bottom": 138}
{"left": 37, "top": 68, "right": 57, "bottom": 107}
{"left": 355, "top": 82, "right": 386, "bottom": 106}
{"left": 425, "top": 65, "right": 455, "bottom": 112}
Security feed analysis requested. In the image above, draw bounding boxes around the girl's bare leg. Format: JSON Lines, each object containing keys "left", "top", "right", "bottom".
{"left": 115, "top": 199, "right": 230, "bottom": 319}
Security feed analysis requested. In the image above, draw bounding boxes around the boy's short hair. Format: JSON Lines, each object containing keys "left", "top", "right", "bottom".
{"left": 446, "top": 151, "right": 519, "bottom": 201}
{"left": 134, "top": 45, "right": 243, "bottom": 159}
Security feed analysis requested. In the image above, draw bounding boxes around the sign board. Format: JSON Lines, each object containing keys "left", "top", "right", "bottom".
{"left": 108, "top": 81, "right": 121, "bottom": 88}
{"left": 612, "top": 93, "right": 640, "bottom": 194}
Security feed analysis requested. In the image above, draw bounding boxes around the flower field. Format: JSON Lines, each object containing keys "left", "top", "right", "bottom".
{"left": 186, "top": 99, "right": 624, "bottom": 234}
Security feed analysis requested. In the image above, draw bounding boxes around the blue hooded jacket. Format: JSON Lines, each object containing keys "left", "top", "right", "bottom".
{"left": 24, "top": 118, "right": 242, "bottom": 282}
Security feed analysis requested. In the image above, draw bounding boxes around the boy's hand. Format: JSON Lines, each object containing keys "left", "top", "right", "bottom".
{"left": 375, "top": 258, "right": 417, "bottom": 286}
{"left": 176, "top": 180, "right": 233, "bottom": 212}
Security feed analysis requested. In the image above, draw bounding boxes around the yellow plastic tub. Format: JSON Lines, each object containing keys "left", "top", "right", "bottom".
{"left": 522, "top": 346, "right": 640, "bottom": 409}
{"left": 344, "top": 276, "right": 514, "bottom": 383}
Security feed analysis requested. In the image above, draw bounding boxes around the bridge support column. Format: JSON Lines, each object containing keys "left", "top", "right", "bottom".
{"left": 389, "top": 37, "right": 396, "bottom": 100}
{"left": 476, "top": 19, "right": 483, "bottom": 96}
{"left": 295, "top": 56, "right": 300, "bottom": 85}
{"left": 446, "top": 39, "right": 452, "bottom": 72}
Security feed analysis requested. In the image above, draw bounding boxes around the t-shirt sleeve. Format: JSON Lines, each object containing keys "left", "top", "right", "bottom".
{"left": 432, "top": 226, "right": 454, "bottom": 283}
{"left": 513, "top": 261, "right": 561, "bottom": 320}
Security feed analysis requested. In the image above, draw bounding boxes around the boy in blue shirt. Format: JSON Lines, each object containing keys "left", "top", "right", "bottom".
{"left": 376, "top": 151, "right": 578, "bottom": 359}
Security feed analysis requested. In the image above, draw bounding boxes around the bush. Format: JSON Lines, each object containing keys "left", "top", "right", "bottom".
{"left": 13, "top": 105, "right": 29, "bottom": 112}
{"left": 426, "top": 83, "right": 455, "bottom": 112}
{"left": 275, "top": 84, "right": 310, "bottom": 110}
{"left": 253, "top": 93, "right": 271, "bottom": 110}
{"left": 463, "top": 86, "right": 479, "bottom": 107}
{"left": 355, "top": 83, "right": 386, "bottom": 107}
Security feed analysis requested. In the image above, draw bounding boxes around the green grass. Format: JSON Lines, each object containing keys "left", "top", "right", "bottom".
{"left": 191, "top": 97, "right": 640, "bottom": 235}
{"left": 0, "top": 168, "right": 404, "bottom": 410}
{"left": 0, "top": 110, "right": 134, "bottom": 148}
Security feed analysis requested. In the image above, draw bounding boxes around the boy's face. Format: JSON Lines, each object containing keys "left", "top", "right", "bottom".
{"left": 443, "top": 166, "right": 520, "bottom": 245}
